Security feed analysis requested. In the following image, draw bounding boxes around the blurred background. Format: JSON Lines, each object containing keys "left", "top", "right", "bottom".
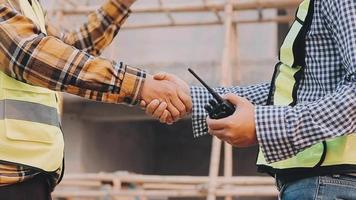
{"left": 41, "top": 0, "right": 299, "bottom": 199}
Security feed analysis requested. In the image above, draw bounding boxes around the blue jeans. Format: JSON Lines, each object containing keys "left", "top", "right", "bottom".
{"left": 277, "top": 175, "right": 356, "bottom": 200}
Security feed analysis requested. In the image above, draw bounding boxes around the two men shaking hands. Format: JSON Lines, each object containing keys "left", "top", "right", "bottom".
{"left": 139, "top": 72, "right": 258, "bottom": 148}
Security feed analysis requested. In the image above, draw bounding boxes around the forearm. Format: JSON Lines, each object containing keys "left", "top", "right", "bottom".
{"left": 191, "top": 83, "right": 270, "bottom": 137}
{"left": 256, "top": 81, "right": 356, "bottom": 163}
{"left": 0, "top": 4, "right": 144, "bottom": 105}
{"left": 51, "top": 0, "right": 136, "bottom": 56}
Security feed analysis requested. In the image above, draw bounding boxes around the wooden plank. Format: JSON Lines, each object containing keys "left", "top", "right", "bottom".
{"left": 113, "top": 15, "right": 294, "bottom": 30}
{"left": 158, "top": 0, "right": 175, "bottom": 25}
{"left": 53, "top": 186, "right": 278, "bottom": 198}
{"left": 207, "top": 137, "right": 222, "bottom": 200}
{"left": 142, "top": 183, "right": 197, "bottom": 190}
{"left": 53, "top": 0, "right": 302, "bottom": 15}
{"left": 224, "top": 144, "right": 233, "bottom": 200}
{"left": 221, "top": 1, "right": 236, "bottom": 200}
{"left": 61, "top": 174, "right": 275, "bottom": 185}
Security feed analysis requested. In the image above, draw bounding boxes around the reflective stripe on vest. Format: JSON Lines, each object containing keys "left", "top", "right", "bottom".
{"left": 0, "top": 0, "right": 64, "bottom": 172}
{"left": 256, "top": 0, "right": 356, "bottom": 170}
{"left": 0, "top": 99, "right": 59, "bottom": 126}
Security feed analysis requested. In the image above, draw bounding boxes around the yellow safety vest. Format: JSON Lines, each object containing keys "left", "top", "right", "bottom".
{"left": 256, "top": 0, "right": 356, "bottom": 175}
{"left": 0, "top": 0, "right": 64, "bottom": 172}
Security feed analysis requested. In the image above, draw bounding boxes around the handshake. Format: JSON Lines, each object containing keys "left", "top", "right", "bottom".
{"left": 140, "top": 71, "right": 257, "bottom": 148}
{"left": 140, "top": 72, "right": 192, "bottom": 124}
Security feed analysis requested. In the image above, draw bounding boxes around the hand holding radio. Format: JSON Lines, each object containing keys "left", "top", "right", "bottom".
{"left": 206, "top": 93, "right": 257, "bottom": 147}
{"left": 189, "top": 68, "right": 257, "bottom": 147}
{"left": 188, "top": 68, "right": 235, "bottom": 119}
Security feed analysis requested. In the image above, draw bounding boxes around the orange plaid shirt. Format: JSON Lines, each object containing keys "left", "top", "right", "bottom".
{"left": 0, "top": 0, "right": 145, "bottom": 187}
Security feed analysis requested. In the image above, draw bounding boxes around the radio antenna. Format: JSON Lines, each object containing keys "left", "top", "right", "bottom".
{"left": 188, "top": 68, "right": 223, "bottom": 103}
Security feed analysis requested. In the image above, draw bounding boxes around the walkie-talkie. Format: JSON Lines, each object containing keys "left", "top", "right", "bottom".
{"left": 188, "top": 68, "right": 236, "bottom": 119}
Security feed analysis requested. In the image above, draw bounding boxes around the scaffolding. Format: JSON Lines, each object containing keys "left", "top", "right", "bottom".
{"left": 51, "top": 0, "right": 302, "bottom": 199}
{"left": 53, "top": 173, "right": 277, "bottom": 199}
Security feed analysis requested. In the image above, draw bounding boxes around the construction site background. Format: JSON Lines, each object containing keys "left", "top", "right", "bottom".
{"left": 42, "top": 0, "right": 296, "bottom": 199}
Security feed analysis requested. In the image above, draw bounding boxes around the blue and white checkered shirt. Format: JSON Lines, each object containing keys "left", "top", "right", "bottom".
{"left": 190, "top": 0, "right": 356, "bottom": 164}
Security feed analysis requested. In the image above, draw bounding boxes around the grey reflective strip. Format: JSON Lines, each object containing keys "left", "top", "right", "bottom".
{"left": 0, "top": 99, "right": 60, "bottom": 127}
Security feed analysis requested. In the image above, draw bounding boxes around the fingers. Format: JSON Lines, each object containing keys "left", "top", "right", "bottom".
{"left": 166, "top": 113, "right": 174, "bottom": 125}
{"left": 145, "top": 99, "right": 160, "bottom": 116}
{"left": 206, "top": 94, "right": 245, "bottom": 130}
{"left": 208, "top": 128, "right": 224, "bottom": 136}
{"left": 152, "top": 102, "right": 168, "bottom": 119}
{"left": 145, "top": 100, "right": 169, "bottom": 121}
{"left": 178, "top": 89, "right": 192, "bottom": 113}
{"left": 144, "top": 100, "right": 174, "bottom": 125}
{"left": 159, "top": 110, "right": 170, "bottom": 123}
{"left": 209, "top": 129, "right": 229, "bottom": 141}
{"left": 158, "top": 110, "right": 174, "bottom": 125}
{"left": 167, "top": 103, "right": 181, "bottom": 122}
{"left": 153, "top": 72, "right": 167, "bottom": 80}
{"left": 168, "top": 92, "right": 187, "bottom": 119}
{"left": 224, "top": 93, "right": 244, "bottom": 106}
{"left": 206, "top": 116, "right": 228, "bottom": 131}
{"left": 140, "top": 100, "right": 147, "bottom": 110}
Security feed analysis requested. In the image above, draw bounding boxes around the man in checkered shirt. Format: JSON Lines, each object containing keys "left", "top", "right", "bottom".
{"left": 144, "top": 0, "right": 356, "bottom": 198}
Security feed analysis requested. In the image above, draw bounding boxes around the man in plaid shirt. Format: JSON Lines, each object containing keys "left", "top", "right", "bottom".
{"left": 0, "top": 0, "right": 191, "bottom": 199}
{"left": 145, "top": 0, "right": 356, "bottom": 198}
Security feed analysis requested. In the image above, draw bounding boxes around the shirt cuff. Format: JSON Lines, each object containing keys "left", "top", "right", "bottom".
{"left": 119, "top": 64, "right": 146, "bottom": 105}
{"left": 191, "top": 86, "right": 210, "bottom": 137}
{"left": 255, "top": 105, "right": 298, "bottom": 163}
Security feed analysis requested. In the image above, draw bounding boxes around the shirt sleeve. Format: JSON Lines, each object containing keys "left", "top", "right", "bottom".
{"left": 0, "top": 4, "right": 145, "bottom": 105}
{"left": 47, "top": 0, "right": 135, "bottom": 56}
{"left": 256, "top": 0, "right": 356, "bottom": 163}
{"left": 190, "top": 83, "right": 270, "bottom": 137}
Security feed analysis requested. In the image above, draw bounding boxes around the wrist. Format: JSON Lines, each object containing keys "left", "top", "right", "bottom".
{"left": 141, "top": 74, "right": 153, "bottom": 101}
{"left": 119, "top": 65, "right": 146, "bottom": 105}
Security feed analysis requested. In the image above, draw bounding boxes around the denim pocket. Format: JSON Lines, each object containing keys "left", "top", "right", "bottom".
{"left": 320, "top": 175, "right": 356, "bottom": 188}
{"left": 316, "top": 175, "right": 356, "bottom": 200}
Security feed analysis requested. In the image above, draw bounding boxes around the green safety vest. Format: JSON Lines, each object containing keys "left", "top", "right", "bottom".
{"left": 0, "top": 0, "right": 64, "bottom": 172}
{"left": 256, "top": 0, "right": 356, "bottom": 174}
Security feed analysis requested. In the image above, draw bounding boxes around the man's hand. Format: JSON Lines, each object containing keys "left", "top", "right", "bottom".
{"left": 141, "top": 99, "right": 173, "bottom": 124}
{"left": 207, "top": 94, "right": 257, "bottom": 147}
{"left": 140, "top": 73, "right": 192, "bottom": 123}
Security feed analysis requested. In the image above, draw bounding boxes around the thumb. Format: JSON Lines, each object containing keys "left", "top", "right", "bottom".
{"left": 153, "top": 72, "right": 168, "bottom": 80}
{"left": 223, "top": 93, "right": 245, "bottom": 106}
